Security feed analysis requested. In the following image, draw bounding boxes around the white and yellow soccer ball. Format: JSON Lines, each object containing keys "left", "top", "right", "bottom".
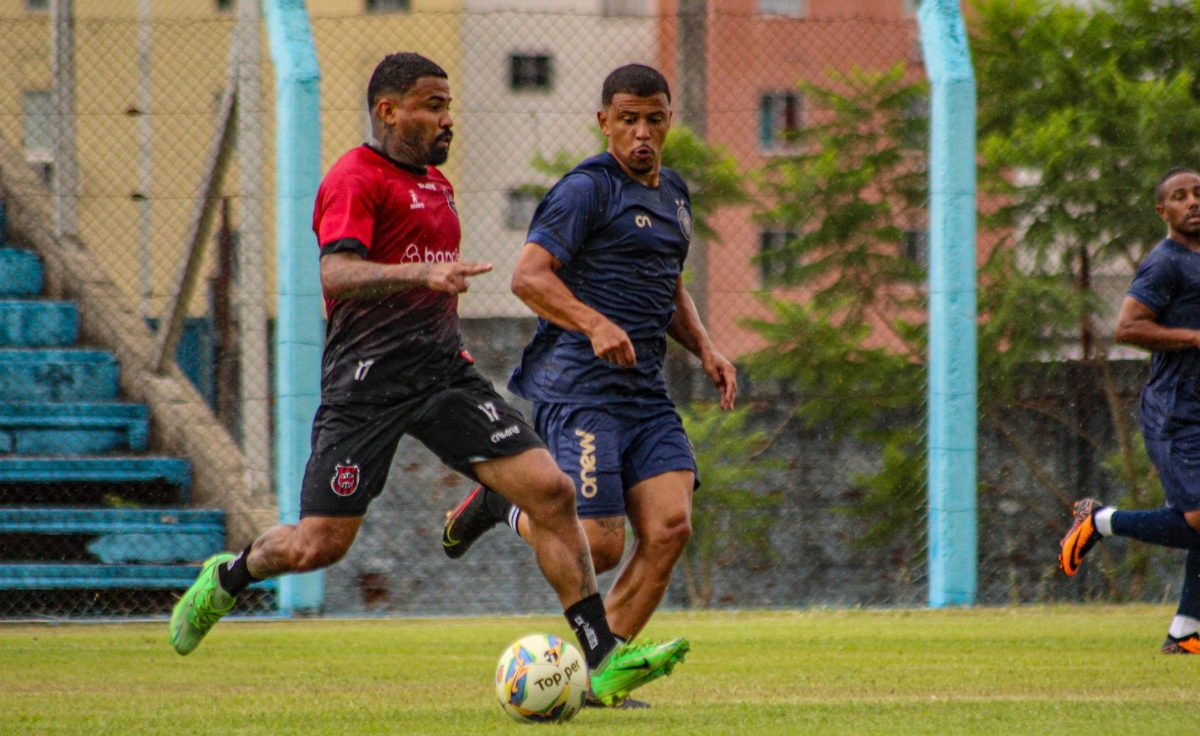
{"left": 494, "top": 633, "right": 588, "bottom": 724}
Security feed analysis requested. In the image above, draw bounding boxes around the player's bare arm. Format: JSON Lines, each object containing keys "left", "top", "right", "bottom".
{"left": 667, "top": 275, "right": 737, "bottom": 410}
{"left": 320, "top": 250, "right": 492, "bottom": 299}
{"left": 1114, "top": 296, "right": 1200, "bottom": 352}
{"left": 510, "top": 242, "right": 636, "bottom": 368}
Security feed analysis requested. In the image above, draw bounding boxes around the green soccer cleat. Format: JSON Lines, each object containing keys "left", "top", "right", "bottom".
{"left": 584, "top": 694, "right": 651, "bottom": 709}
{"left": 588, "top": 638, "right": 689, "bottom": 707}
{"left": 169, "top": 553, "right": 236, "bottom": 656}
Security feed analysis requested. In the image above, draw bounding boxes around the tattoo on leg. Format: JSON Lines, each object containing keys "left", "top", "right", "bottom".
{"left": 576, "top": 548, "right": 598, "bottom": 599}
{"left": 597, "top": 517, "right": 624, "bottom": 539}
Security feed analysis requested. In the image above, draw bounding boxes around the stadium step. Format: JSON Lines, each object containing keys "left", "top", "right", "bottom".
{"left": 0, "top": 348, "right": 119, "bottom": 402}
{"left": 0, "top": 402, "right": 148, "bottom": 454}
{"left": 0, "top": 507, "right": 224, "bottom": 564}
{"left": 0, "top": 201, "right": 234, "bottom": 617}
{"left": 0, "top": 562, "right": 275, "bottom": 591}
{"left": 0, "top": 456, "right": 191, "bottom": 503}
{"left": 0, "top": 300, "right": 79, "bottom": 347}
{"left": 0, "top": 247, "right": 44, "bottom": 297}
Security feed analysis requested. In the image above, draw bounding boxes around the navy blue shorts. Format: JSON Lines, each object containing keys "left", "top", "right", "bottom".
{"left": 1145, "top": 433, "right": 1200, "bottom": 512}
{"left": 532, "top": 400, "right": 698, "bottom": 519}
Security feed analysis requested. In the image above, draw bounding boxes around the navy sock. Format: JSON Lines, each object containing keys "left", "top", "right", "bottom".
{"left": 564, "top": 593, "right": 617, "bottom": 671}
{"left": 1179, "top": 549, "right": 1200, "bottom": 619}
{"left": 1110, "top": 508, "right": 1200, "bottom": 550}
{"left": 217, "top": 544, "right": 258, "bottom": 596}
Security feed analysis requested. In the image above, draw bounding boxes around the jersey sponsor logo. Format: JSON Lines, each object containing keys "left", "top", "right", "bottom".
{"left": 417, "top": 182, "right": 438, "bottom": 190}
{"left": 331, "top": 461, "right": 360, "bottom": 497}
{"left": 409, "top": 190, "right": 425, "bottom": 210}
{"left": 634, "top": 213, "right": 653, "bottom": 229}
{"left": 676, "top": 198, "right": 693, "bottom": 241}
{"left": 575, "top": 428, "right": 598, "bottom": 499}
{"left": 353, "top": 359, "right": 375, "bottom": 381}
{"left": 402, "top": 243, "right": 460, "bottom": 264}
{"left": 490, "top": 424, "right": 521, "bottom": 443}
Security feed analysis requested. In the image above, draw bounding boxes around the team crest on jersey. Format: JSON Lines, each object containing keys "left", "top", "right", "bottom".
{"left": 443, "top": 187, "right": 458, "bottom": 215}
{"left": 331, "top": 462, "right": 360, "bottom": 497}
{"left": 675, "top": 199, "right": 693, "bottom": 241}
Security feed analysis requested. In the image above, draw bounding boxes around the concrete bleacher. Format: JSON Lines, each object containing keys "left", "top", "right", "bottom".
{"left": 0, "top": 202, "right": 241, "bottom": 612}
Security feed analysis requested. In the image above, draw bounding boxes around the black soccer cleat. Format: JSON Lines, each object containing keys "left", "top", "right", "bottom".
{"left": 442, "top": 485, "right": 501, "bottom": 559}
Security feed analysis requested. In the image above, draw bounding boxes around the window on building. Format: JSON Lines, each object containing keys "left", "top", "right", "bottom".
{"left": 505, "top": 189, "right": 541, "bottom": 230}
{"left": 758, "top": 0, "right": 806, "bottom": 17}
{"left": 903, "top": 228, "right": 928, "bottom": 268}
{"left": 759, "top": 91, "right": 802, "bottom": 151}
{"left": 22, "top": 90, "right": 53, "bottom": 161}
{"left": 22, "top": 90, "right": 53, "bottom": 187}
{"left": 24, "top": 0, "right": 48, "bottom": 11}
{"left": 366, "top": 0, "right": 410, "bottom": 13}
{"left": 510, "top": 54, "right": 553, "bottom": 91}
{"left": 602, "top": 0, "right": 652, "bottom": 16}
{"left": 759, "top": 228, "right": 798, "bottom": 286}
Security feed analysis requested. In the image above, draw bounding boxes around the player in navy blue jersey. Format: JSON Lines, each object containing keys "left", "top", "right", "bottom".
{"left": 1059, "top": 167, "right": 1200, "bottom": 654}
{"left": 168, "top": 53, "right": 688, "bottom": 703}
{"left": 443, "top": 64, "right": 736, "bottom": 703}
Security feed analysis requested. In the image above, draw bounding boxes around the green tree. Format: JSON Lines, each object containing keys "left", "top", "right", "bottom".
{"left": 974, "top": 0, "right": 1200, "bottom": 595}
{"left": 747, "top": 64, "right": 1079, "bottom": 582}
{"left": 678, "top": 405, "right": 783, "bottom": 608}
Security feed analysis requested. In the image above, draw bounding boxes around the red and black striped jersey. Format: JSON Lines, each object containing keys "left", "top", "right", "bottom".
{"left": 312, "top": 144, "right": 469, "bottom": 402}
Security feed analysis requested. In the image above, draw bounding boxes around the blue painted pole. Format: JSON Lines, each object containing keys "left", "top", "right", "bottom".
{"left": 264, "top": 0, "right": 324, "bottom": 614}
{"left": 918, "top": 0, "right": 977, "bottom": 607}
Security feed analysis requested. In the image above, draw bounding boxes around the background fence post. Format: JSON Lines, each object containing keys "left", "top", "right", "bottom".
{"left": 236, "top": 0, "right": 272, "bottom": 499}
{"left": 918, "top": 0, "right": 977, "bottom": 607}
{"left": 264, "top": 0, "right": 324, "bottom": 614}
{"left": 50, "top": 0, "right": 78, "bottom": 240}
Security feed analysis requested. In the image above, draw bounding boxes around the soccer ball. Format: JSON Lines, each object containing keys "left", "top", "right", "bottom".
{"left": 494, "top": 633, "right": 588, "bottom": 724}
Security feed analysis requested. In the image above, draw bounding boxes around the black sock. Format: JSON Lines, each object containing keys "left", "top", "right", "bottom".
{"left": 217, "top": 544, "right": 258, "bottom": 596}
{"left": 1179, "top": 549, "right": 1200, "bottom": 621}
{"left": 483, "top": 486, "right": 513, "bottom": 521}
{"left": 564, "top": 593, "right": 617, "bottom": 670}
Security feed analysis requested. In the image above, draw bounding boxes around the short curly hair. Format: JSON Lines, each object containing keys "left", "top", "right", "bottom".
{"left": 1156, "top": 166, "right": 1200, "bottom": 204}
{"left": 601, "top": 64, "right": 671, "bottom": 107}
{"left": 366, "top": 52, "right": 447, "bottom": 110}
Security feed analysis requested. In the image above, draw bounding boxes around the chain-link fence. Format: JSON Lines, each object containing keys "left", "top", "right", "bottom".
{"left": 0, "top": 0, "right": 1180, "bottom": 619}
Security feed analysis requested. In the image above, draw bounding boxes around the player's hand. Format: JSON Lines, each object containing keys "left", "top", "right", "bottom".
{"left": 703, "top": 350, "right": 737, "bottom": 410}
{"left": 590, "top": 319, "right": 636, "bottom": 368}
{"left": 426, "top": 261, "right": 493, "bottom": 295}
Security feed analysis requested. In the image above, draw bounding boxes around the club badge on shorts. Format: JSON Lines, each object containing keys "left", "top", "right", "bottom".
{"left": 331, "top": 462, "right": 360, "bottom": 497}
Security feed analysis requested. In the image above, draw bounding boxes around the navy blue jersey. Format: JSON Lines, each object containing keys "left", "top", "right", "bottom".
{"left": 1128, "top": 238, "right": 1200, "bottom": 438}
{"left": 509, "top": 152, "right": 693, "bottom": 403}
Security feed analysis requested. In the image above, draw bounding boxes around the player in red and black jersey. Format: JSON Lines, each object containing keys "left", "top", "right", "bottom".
{"left": 168, "top": 52, "right": 687, "bottom": 706}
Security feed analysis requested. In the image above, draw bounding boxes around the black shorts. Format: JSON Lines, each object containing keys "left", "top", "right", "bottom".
{"left": 299, "top": 365, "right": 544, "bottom": 517}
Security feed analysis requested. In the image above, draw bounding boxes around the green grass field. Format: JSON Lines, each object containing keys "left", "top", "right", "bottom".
{"left": 1, "top": 605, "right": 1194, "bottom": 735}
